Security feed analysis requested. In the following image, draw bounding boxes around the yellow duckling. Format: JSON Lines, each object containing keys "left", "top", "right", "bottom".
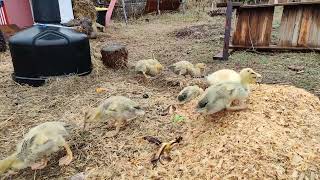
{"left": 134, "top": 58, "right": 164, "bottom": 79}
{"left": 206, "top": 68, "right": 262, "bottom": 87}
{"left": 84, "top": 96, "right": 145, "bottom": 137}
{"left": 0, "top": 121, "right": 73, "bottom": 175}
{"left": 169, "top": 61, "right": 206, "bottom": 78}
{"left": 177, "top": 85, "right": 204, "bottom": 104}
{"left": 196, "top": 82, "right": 249, "bottom": 115}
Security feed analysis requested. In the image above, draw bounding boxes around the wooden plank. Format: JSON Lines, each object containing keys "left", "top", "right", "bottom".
{"left": 278, "top": 6, "right": 312, "bottom": 47}
{"left": 232, "top": 7, "right": 274, "bottom": 46}
{"left": 244, "top": 10, "right": 260, "bottom": 46}
{"left": 278, "top": 6, "right": 290, "bottom": 46}
{"left": 232, "top": 10, "right": 243, "bottom": 45}
{"left": 317, "top": 9, "right": 320, "bottom": 47}
{"left": 279, "top": 6, "right": 300, "bottom": 46}
{"left": 258, "top": 8, "right": 274, "bottom": 45}
{"left": 239, "top": 1, "right": 320, "bottom": 8}
{"left": 233, "top": 9, "right": 249, "bottom": 46}
{"left": 307, "top": 6, "right": 320, "bottom": 47}
{"left": 232, "top": 9, "right": 249, "bottom": 46}
{"left": 229, "top": 44, "right": 320, "bottom": 52}
{"left": 291, "top": 7, "right": 303, "bottom": 46}
{"left": 297, "top": 6, "right": 313, "bottom": 47}
{"left": 216, "top": 2, "right": 242, "bottom": 8}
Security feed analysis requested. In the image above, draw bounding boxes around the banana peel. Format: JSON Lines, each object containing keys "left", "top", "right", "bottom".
{"left": 148, "top": 136, "right": 183, "bottom": 168}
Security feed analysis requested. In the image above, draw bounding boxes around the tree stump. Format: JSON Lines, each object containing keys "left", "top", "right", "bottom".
{"left": 101, "top": 44, "right": 128, "bottom": 69}
{"left": 0, "top": 30, "right": 6, "bottom": 52}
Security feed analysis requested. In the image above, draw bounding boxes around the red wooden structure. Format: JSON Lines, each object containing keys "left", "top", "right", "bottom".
{"left": 3, "top": 0, "right": 34, "bottom": 28}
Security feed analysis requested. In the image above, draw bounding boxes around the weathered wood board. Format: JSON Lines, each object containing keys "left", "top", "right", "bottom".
{"left": 278, "top": 5, "right": 320, "bottom": 47}
{"left": 232, "top": 7, "right": 274, "bottom": 46}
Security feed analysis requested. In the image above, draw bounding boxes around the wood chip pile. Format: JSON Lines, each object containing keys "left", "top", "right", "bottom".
{"left": 85, "top": 84, "right": 320, "bottom": 179}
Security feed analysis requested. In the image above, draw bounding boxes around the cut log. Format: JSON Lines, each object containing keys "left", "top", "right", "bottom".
{"left": 101, "top": 44, "right": 128, "bottom": 69}
{"left": 0, "top": 29, "right": 6, "bottom": 52}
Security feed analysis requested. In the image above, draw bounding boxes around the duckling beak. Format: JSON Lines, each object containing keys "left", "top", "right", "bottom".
{"left": 83, "top": 109, "right": 101, "bottom": 130}
{"left": 136, "top": 109, "right": 145, "bottom": 116}
{"left": 83, "top": 121, "right": 87, "bottom": 130}
{"left": 196, "top": 107, "right": 206, "bottom": 114}
{"left": 256, "top": 73, "right": 262, "bottom": 83}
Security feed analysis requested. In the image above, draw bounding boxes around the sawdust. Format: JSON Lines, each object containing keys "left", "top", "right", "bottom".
{"left": 172, "top": 84, "right": 320, "bottom": 179}
{"left": 83, "top": 84, "right": 320, "bottom": 179}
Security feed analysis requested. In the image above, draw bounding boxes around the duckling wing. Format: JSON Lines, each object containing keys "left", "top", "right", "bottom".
{"left": 169, "top": 62, "right": 187, "bottom": 75}
{"left": 134, "top": 61, "right": 147, "bottom": 74}
{"left": 178, "top": 86, "right": 202, "bottom": 103}
{"left": 196, "top": 85, "right": 229, "bottom": 113}
{"left": 197, "top": 90, "right": 228, "bottom": 114}
{"left": 147, "top": 66, "right": 161, "bottom": 76}
{"left": 16, "top": 135, "right": 36, "bottom": 160}
{"left": 206, "top": 69, "right": 240, "bottom": 85}
{"left": 168, "top": 64, "right": 176, "bottom": 71}
{"left": 188, "top": 67, "right": 201, "bottom": 77}
{"left": 16, "top": 135, "right": 60, "bottom": 165}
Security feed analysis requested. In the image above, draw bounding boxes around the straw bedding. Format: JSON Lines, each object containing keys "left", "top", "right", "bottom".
{"left": 72, "top": 0, "right": 97, "bottom": 21}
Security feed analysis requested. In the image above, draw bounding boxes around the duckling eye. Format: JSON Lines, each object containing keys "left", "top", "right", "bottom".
{"left": 198, "top": 100, "right": 208, "bottom": 108}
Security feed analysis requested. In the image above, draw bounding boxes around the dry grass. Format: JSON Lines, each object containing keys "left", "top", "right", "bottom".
{"left": 0, "top": 10, "right": 320, "bottom": 179}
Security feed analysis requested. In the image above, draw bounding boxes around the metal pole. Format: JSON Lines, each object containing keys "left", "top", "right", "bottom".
{"left": 222, "top": 0, "right": 233, "bottom": 60}
{"left": 157, "top": 0, "right": 160, "bottom": 15}
{"left": 121, "top": 0, "right": 128, "bottom": 24}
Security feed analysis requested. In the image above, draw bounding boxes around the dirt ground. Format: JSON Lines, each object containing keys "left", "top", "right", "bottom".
{"left": 0, "top": 8, "right": 320, "bottom": 180}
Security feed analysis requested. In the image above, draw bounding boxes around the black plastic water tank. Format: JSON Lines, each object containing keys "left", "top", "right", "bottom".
{"left": 9, "top": 25, "right": 92, "bottom": 86}
{"left": 32, "top": 0, "right": 61, "bottom": 24}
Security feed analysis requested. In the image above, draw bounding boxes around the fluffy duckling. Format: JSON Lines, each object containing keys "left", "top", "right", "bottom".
{"left": 177, "top": 85, "right": 204, "bottom": 104}
{"left": 196, "top": 82, "right": 249, "bottom": 115}
{"left": 169, "top": 61, "right": 206, "bottom": 78}
{"left": 84, "top": 96, "right": 145, "bottom": 137}
{"left": 135, "top": 59, "right": 164, "bottom": 79}
{"left": 0, "top": 122, "right": 73, "bottom": 175}
{"left": 206, "top": 68, "right": 262, "bottom": 87}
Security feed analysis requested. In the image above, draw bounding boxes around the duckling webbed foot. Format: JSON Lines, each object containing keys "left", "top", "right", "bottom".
{"left": 226, "top": 103, "right": 248, "bottom": 111}
{"left": 31, "top": 157, "right": 48, "bottom": 170}
{"left": 104, "top": 119, "right": 126, "bottom": 138}
{"left": 59, "top": 143, "right": 73, "bottom": 166}
{"left": 178, "top": 69, "right": 187, "bottom": 78}
{"left": 140, "top": 73, "right": 150, "bottom": 83}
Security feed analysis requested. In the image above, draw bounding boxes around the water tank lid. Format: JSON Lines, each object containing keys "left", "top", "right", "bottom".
{"left": 9, "top": 25, "right": 87, "bottom": 46}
